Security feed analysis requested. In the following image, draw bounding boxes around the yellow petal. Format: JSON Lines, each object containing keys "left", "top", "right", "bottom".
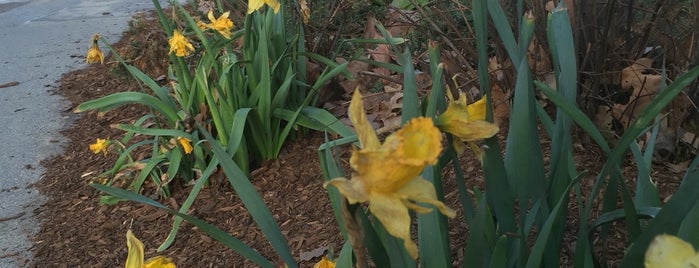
{"left": 441, "top": 120, "right": 499, "bottom": 142}
{"left": 177, "top": 137, "right": 193, "bottom": 154}
{"left": 206, "top": 10, "right": 216, "bottom": 22}
{"left": 265, "top": 0, "right": 281, "bottom": 13}
{"left": 451, "top": 139, "right": 466, "bottom": 154}
{"left": 645, "top": 234, "right": 699, "bottom": 268}
{"left": 395, "top": 176, "right": 456, "bottom": 218}
{"left": 349, "top": 89, "right": 381, "bottom": 150}
{"left": 313, "top": 256, "right": 335, "bottom": 268}
{"left": 125, "top": 230, "right": 145, "bottom": 268}
{"left": 86, "top": 34, "right": 104, "bottom": 64}
{"left": 247, "top": 0, "right": 266, "bottom": 14}
{"left": 467, "top": 96, "right": 487, "bottom": 121}
{"left": 144, "top": 256, "right": 176, "bottom": 268}
{"left": 205, "top": 10, "right": 233, "bottom": 39}
{"left": 437, "top": 91, "right": 499, "bottom": 142}
{"left": 368, "top": 192, "right": 417, "bottom": 259}
{"left": 89, "top": 138, "right": 109, "bottom": 155}
{"left": 324, "top": 177, "right": 370, "bottom": 204}
{"left": 168, "top": 31, "right": 194, "bottom": 57}
{"left": 86, "top": 46, "right": 104, "bottom": 64}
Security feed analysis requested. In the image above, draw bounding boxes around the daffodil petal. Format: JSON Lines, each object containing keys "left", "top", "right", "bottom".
{"left": 349, "top": 89, "right": 381, "bottom": 150}
{"left": 177, "top": 137, "right": 193, "bottom": 154}
{"left": 265, "top": 0, "right": 281, "bottom": 13}
{"left": 125, "top": 230, "right": 145, "bottom": 268}
{"left": 313, "top": 256, "right": 336, "bottom": 268}
{"left": 168, "top": 31, "right": 194, "bottom": 57}
{"left": 445, "top": 120, "right": 499, "bottom": 142}
{"left": 207, "top": 10, "right": 216, "bottom": 21}
{"left": 402, "top": 200, "right": 433, "bottom": 214}
{"left": 368, "top": 193, "right": 418, "bottom": 259}
{"left": 144, "top": 256, "right": 176, "bottom": 268}
{"left": 324, "top": 177, "right": 370, "bottom": 204}
{"left": 247, "top": 0, "right": 266, "bottom": 13}
{"left": 467, "top": 96, "right": 487, "bottom": 121}
{"left": 396, "top": 176, "right": 456, "bottom": 218}
{"left": 451, "top": 139, "right": 467, "bottom": 154}
{"left": 437, "top": 91, "right": 499, "bottom": 143}
{"left": 645, "top": 234, "right": 698, "bottom": 268}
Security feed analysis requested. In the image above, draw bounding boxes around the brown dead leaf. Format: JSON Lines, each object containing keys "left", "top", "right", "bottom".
{"left": 380, "top": 92, "right": 403, "bottom": 112}
{"left": 377, "top": 116, "right": 402, "bottom": 134}
{"left": 620, "top": 58, "right": 661, "bottom": 94}
{"left": 368, "top": 44, "right": 393, "bottom": 77}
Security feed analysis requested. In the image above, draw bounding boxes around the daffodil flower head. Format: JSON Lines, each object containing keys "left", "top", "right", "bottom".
{"left": 324, "top": 89, "right": 456, "bottom": 260}
{"left": 125, "top": 230, "right": 176, "bottom": 268}
{"left": 204, "top": 10, "right": 233, "bottom": 39}
{"left": 177, "top": 137, "right": 193, "bottom": 154}
{"left": 86, "top": 34, "right": 104, "bottom": 64}
{"left": 645, "top": 234, "right": 699, "bottom": 268}
{"left": 436, "top": 90, "right": 499, "bottom": 142}
{"left": 168, "top": 30, "right": 194, "bottom": 57}
{"left": 247, "top": 0, "right": 280, "bottom": 14}
{"left": 89, "top": 138, "right": 109, "bottom": 155}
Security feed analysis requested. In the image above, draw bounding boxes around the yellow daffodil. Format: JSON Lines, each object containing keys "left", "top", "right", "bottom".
{"left": 204, "top": 10, "right": 233, "bottom": 39}
{"left": 89, "top": 138, "right": 109, "bottom": 155}
{"left": 324, "top": 90, "right": 456, "bottom": 260}
{"left": 177, "top": 137, "right": 193, "bottom": 154}
{"left": 247, "top": 0, "right": 280, "bottom": 14}
{"left": 168, "top": 30, "right": 194, "bottom": 57}
{"left": 86, "top": 34, "right": 104, "bottom": 64}
{"left": 313, "top": 256, "right": 335, "bottom": 268}
{"left": 435, "top": 91, "right": 499, "bottom": 156}
{"left": 125, "top": 230, "right": 176, "bottom": 268}
{"left": 645, "top": 234, "right": 699, "bottom": 268}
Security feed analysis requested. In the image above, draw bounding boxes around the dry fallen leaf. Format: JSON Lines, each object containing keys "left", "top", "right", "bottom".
{"left": 615, "top": 58, "right": 663, "bottom": 128}
{"left": 300, "top": 246, "right": 328, "bottom": 261}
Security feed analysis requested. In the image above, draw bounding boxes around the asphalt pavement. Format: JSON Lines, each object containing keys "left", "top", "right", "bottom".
{"left": 0, "top": 0, "right": 166, "bottom": 266}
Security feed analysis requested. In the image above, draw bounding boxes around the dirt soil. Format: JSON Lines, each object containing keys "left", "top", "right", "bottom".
{"left": 28, "top": 9, "right": 690, "bottom": 268}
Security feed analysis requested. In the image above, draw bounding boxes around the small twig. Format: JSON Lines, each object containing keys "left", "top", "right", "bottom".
{"left": 0, "top": 212, "right": 25, "bottom": 222}
{"left": 0, "top": 251, "right": 20, "bottom": 259}
{"left": 0, "top": 81, "right": 19, "bottom": 88}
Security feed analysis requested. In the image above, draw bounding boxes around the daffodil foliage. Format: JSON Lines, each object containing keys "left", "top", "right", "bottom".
{"left": 325, "top": 90, "right": 456, "bottom": 259}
